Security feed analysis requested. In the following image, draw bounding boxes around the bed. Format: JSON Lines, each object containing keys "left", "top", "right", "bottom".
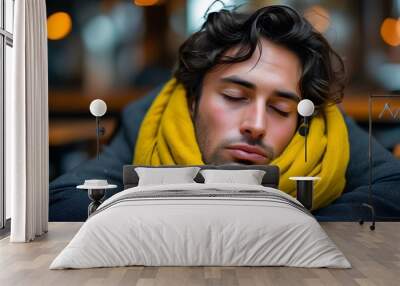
{"left": 50, "top": 165, "right": 350, "bottom": 269}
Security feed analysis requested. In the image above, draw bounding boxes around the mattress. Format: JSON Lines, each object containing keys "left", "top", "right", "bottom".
{"left": 50, "top": 183, "right": 351, "bottom": 269}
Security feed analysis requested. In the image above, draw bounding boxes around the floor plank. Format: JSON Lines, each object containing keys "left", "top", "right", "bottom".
{"left": 0, "top": 222, "right": 399, "bottom": 286}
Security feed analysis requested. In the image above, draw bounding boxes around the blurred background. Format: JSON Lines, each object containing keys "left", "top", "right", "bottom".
{"left": 47, "top": 0, "right": 400, "bottom": 181}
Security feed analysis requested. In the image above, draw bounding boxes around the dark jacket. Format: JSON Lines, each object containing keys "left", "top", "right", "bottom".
{"left": 49, "top": 88, "right": 400, "bottom": 221}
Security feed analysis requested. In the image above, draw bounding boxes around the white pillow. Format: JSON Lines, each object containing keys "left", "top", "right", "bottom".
{"left": 135, "top": 167, "right": 200, "bottom": 186}
{"left": 200, "top": 169, "right": 266, "bottom": 185}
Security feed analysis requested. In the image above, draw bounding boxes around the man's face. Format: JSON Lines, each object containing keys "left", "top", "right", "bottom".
{"left": 193, "top": 38, "right": 302, "bottom": 165}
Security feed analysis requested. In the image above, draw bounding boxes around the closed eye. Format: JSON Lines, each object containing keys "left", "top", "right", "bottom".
{"left": 269, "top": 105, "right": 290, "bottom": 117}
{"left": 222, "top": 93, "right": 246, "bottom": 102}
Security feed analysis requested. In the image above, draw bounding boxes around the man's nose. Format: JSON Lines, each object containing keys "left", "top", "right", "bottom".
{"left": 239, "top": 102, "right": 267, "bottom": 140}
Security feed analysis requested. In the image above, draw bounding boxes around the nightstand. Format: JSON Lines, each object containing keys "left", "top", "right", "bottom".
{"left": 77, "top": 180, "right": 117, "bottom": 217}
{"left": 289, "top": 176, "right": 321, "bottom": 210}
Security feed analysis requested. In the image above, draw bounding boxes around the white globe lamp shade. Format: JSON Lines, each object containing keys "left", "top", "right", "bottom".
{"left": 90, "top": 99, "right": 107, "bottom": 117}
{"left": 297, "top": 99, "right": 314, "bottom": 117}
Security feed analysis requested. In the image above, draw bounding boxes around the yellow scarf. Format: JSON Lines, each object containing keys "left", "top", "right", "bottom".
{"left": 134, "top": 79, "right": 350, "bottom": 210}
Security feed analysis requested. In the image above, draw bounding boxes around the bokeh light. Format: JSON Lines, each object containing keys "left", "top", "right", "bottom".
{"left": 47, "top": 12, "right": 72, "bottom": 41}
{"left": 134, "top": 0, "right": 159, "bottom": 6}
{"left": 111, "top": 2, "right": 143, "bottom": 42}
{"left": 82, "top": 15, "right": 116, "bottom": 54}
{"left": 304, "top": 5, "right": 330, "bottom": 33}
{"left": 187, "top": 0, "right": 234, "bottom": 34}
{"left": 380, "top": 18, "right": 400, "bottom": 46}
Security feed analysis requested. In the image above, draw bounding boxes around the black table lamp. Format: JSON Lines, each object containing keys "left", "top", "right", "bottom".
{"left": 76, "top": 99, "right": 116, "bottom": 218}
{"left": 290, "top": 99, "right": 320, "bottom": 210}
{"left": 297, "top": 99, "right": 314, "bottom": 162}
{"left": 89, "top": 99, "right": 107, "bottom": 160}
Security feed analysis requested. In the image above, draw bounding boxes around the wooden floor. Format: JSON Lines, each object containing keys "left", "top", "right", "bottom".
{"left": 0, "top": 222, "right": 399, "bottom": 286}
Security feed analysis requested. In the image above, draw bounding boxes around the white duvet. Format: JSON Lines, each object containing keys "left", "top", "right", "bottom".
{"left": 50, "top": 183, "right": 351, "bottom": 269}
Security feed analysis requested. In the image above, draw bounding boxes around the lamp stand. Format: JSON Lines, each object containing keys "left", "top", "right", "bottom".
{"left": 95, "top": 117, "right": 105, "bottom": 160}
{"left": 359, "top": 96, "right": 376, "bottom": 231}
{"left": 87, "top": 188, "right": 106, "bottom": 217}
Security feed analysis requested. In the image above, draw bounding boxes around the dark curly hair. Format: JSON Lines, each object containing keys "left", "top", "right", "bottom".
{"left": 174, "top": 4, "right": 346, "bottom": 110}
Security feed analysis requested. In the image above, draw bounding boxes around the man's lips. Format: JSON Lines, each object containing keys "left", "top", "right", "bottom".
{"left": 225, "top": 144, "right": 268, "bottom": 164}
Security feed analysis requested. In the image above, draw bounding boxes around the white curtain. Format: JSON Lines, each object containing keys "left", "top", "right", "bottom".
{"left": 6, "top": 0, "right": 48, "bottom": 242}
